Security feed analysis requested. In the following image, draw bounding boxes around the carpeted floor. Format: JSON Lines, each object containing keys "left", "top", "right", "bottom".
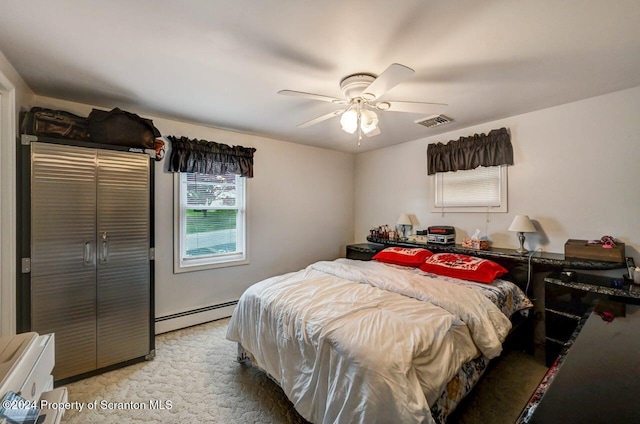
{"left": 62, "top": 318, "right": 547, "bottom": 423}
{"left": 446, "top": 346, "right": 547, "bottom": 423}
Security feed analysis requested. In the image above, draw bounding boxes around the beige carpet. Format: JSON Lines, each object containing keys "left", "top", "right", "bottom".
{"left": 62, "top": 318, "right": 547, "bottom": 423}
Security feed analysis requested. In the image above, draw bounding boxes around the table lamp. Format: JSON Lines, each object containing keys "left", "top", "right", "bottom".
{"left": 508, "top": 215, "right": 536, "bottom": 254}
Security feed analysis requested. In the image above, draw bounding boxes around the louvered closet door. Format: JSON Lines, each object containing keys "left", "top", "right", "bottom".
{"left": 96, "top": 150, "right": 150, "bottom": 368}
{"left": 30, "top": 142, "right": 98, "bottom": 380}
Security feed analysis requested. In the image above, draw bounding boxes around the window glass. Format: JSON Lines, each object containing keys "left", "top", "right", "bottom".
{"left": 174, "top": 173, "right": 247, "bottom": 272}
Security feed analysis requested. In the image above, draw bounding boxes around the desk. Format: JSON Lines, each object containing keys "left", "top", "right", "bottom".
{"left": 518, "top": 304, "right": 640, "bottom": 423}
{"left": 544, "top": 272, "right": 640, "bottom": 365}
{"left": 365, "top": 236, "right": 625, "bottom": 270}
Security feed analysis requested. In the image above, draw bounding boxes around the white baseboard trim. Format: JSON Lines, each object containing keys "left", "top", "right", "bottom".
{"left": 155, "top": 301, "right": 237, "bottom": 335}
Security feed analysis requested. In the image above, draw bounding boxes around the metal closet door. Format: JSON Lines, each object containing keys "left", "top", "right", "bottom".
{"left": 96, "top": 149, "right": 150, "bottom": 368}
{"left": 30, "top": 142, "right": 98, "bottom": 380}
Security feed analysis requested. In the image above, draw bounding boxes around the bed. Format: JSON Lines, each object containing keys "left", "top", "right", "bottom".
{"left": 226, "top": 249, "right": 533, "bottom": 424}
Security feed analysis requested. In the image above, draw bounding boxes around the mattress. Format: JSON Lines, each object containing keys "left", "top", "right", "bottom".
{"left": 227, "top": 258, "right": 532, "bottom": 424}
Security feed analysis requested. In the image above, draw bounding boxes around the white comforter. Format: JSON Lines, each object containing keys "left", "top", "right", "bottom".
{"left": 226, "top": 259, "right": 512, "bottom": 424}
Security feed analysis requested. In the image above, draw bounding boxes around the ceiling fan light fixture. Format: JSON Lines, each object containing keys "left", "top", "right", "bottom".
{"left": 360, "top": 109, "right": 378, "bottom": 134}
{"left": 340, "top": 108, "right": 358, "bottom": 134}
{"left": 340, "top": 108, "right": 379, "bottom": 135}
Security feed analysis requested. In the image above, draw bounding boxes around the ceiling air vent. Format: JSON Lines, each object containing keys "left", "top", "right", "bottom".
{"left": 415, "top": 115, "right": 452, "bottom": 128}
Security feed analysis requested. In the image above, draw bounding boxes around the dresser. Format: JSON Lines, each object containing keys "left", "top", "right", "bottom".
{"left": 544, "top": 271, "right": 640, "bottom": 366}
{"left": 0, "top": 332, "right": 67, "bottom": 423}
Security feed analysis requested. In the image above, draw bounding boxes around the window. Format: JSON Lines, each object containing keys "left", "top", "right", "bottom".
{"left": 429, "top": 165, "right": 507, "bottom": 213}
{"left": 174, "top": 172, "right": 248, "bottom": 272}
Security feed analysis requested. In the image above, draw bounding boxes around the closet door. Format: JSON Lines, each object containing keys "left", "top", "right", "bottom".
{"left": 30, "top": 142, "right": 98, "bottom": 380}
{"left": 96, "top": 150, "right": 150, "bottom": 368}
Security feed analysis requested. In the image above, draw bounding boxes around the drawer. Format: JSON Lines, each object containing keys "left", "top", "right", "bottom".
{"left": 39, "top": 387, "right": 68, "bottom": 424}
{"left": 0, "top": 332, "right": 39, "bottom": 396}
{"left": 545, "top": 297, "right": 591, "bottom": 318}
{"left": 545, "top": 309, "right": 581, "bottom": 343}
{"left": 19, "top": 333, "right": 55, "bottom": 401}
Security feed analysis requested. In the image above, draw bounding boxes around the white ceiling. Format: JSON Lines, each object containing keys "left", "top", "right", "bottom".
{"left": 1, "top": 0, "right": 639, "bottom": 153}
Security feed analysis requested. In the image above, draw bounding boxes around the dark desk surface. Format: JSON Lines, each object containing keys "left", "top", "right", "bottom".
{"left": 365, "top": 236, "right": 625, "bottom": 270}
{"left": 545, "top": 271, "right": 640, "bottom": 300}
{"left": 521, "top": 304, "right": 640, "bottom": 423}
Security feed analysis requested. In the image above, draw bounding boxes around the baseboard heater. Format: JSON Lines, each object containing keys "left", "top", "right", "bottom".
{"left": 155, "top": 300, "right": 238, "bottom": 334}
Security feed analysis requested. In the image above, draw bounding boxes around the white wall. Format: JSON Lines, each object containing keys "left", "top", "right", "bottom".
{"left": 355, "top": 86, "right": 640, "bottom": 260}
{"left": 25, "top": 96, "right": 356, "bottom": 333}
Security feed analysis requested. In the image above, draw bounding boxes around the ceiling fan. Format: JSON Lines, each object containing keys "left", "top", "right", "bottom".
{"left": 278, "top": 63, "right": 447, "bottom": 145}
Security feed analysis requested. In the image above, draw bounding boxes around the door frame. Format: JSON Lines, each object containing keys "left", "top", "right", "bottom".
{"left": 0, "top": 71, "right": 16, "bottom": 337}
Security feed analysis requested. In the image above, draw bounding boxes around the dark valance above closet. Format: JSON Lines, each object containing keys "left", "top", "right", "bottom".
{"left": 426, "top": 127, "right": 513, "bottom": 175}
{"left": 167, "top": 136, "right": 256, "bottom": 178}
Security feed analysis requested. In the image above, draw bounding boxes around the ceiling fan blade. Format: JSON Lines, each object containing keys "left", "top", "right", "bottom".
{"left": 378, "top": 101, "right": 448, "bottom": 114}
{"left": 360, "top": 63, "right": 415, "bottom": 101}
{"left": 297, "top": 109, "right": 345, "bottom": 128}
{"left": 278, "top": 90, "right": 346, "bottom": 104}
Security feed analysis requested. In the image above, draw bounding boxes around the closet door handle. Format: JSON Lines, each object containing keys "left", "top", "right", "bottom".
{"left": 100, "top": 232, "right": 109, "bottom": 262}
{"left": 83, "top": 242, "right": 92, "bottom": 265}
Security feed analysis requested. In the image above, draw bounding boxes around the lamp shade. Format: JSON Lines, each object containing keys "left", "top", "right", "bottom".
{"left": 340, "top": 108, "right": 379, "bottom": 135}
{"left": 360, "top": 109, "right": 379, "bottom": 134}
{"left": 508, "top": 215, "right": 536, "bottom": 233}
{"left": 340, "top": 109, "right": 358, "bottom": 134}
{"left": 397, "top": 213, "right": 412, "bottom": 226}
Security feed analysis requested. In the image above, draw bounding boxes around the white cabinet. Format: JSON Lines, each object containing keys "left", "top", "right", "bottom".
{"left": 0, "top": 332, "right": 67, "bottom": 424}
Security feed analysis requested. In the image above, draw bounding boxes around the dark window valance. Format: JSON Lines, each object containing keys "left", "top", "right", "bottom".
{"left": 427, "top": 127, "right": 513, "bottom": 175}
{"left": 167, "top": 136, "right": 256, "bottom": 178}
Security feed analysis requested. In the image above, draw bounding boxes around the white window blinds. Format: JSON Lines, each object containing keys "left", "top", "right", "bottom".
{"left": 431, "top": 165, "right": 507, "bottom": 212}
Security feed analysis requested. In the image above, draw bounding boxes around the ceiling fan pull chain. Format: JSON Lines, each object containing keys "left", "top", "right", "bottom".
{"left": 357, "top": 112, "right": 362, "bottom": 147}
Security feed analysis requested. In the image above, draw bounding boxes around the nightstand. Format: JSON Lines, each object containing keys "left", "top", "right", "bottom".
{"left": 544, "top": 271, "right": 640, "bottom": 366}
{"left": 345, "top": 243, "right": 384, "bottom": 261}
